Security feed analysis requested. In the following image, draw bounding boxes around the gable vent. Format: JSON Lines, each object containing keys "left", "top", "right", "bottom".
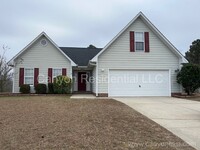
{"left": 40, "top": 39, "right": 48, "bottom": 46}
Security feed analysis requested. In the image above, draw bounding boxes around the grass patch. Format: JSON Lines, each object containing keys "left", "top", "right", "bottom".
{"left": 0, "top": 96, "right": 194, "bottom": 149}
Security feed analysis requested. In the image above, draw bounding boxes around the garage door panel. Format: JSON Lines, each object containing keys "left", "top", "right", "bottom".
{"left": 109, "top": 70, "right": 170, "bottom": 96}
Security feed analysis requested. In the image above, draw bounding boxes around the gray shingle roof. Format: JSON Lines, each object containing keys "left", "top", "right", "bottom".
{"left": 60, "top": 47, "right": 102, "bottom": 66}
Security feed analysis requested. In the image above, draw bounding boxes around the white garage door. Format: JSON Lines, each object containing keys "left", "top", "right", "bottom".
{"left": 109, "top": 70, "right": 170, "bottom": 96}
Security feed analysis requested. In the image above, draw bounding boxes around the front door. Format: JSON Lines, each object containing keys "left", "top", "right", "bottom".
{"left": 78, "top": 72, "right": 86, "bottom": 91}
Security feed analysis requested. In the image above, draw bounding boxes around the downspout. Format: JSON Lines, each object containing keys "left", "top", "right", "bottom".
{"left": 12, "top": 67, "right": 15, "bottom": 93}
{"left": 96, "top": 59, "right": 98, "bottom": 97}
{"left": 178, "top": 57, "right": 185, "bottom": 93}
{"left": 88, "top": 60, "right": 97, "bottom": 96}
{"left": 70, "top": 63, "right": 73, "bottom": 93}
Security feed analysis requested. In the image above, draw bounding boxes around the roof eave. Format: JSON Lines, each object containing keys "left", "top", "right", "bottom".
{"left": 88, "top": 60, "right": 96, "bottom": 66}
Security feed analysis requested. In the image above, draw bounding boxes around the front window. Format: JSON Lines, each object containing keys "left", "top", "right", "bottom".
{"left": 24, "top": 68, "right": 34, "bottom": 85}
{"left": 135, "top": 32, "right": 144, "bottom": 51}
{"left": 53, "top": 68, "right": 62, "bottom": 79}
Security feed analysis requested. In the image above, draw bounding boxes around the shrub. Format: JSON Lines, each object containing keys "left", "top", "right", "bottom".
{"left": 53, "top": 75, "right": 72, "bottom": 94}
{"left": 20, "top": 84, "right": 30, "bottom": 94}
{"left": 48, "top": 83, "right": 54, "bottom": 94}
{"left": 177, "top": 63, "right": 200, "bottom": 95}
{"left": 35, "top": 84, "right": 47, "bottom": 94}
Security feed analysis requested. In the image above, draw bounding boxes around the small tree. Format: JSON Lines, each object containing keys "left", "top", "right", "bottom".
{"left": 177, "top": 63, "right": 200, "bottom": 95}
{"left": 0, "top": 45, "right": 12, "bottom": 92}
{"left": 185, "top": 39, "right": 200, "bottom": 65}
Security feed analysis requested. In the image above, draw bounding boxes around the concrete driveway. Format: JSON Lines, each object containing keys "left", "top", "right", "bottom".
{"left": 115, "top": 97, "right": 200, "bottom": 150}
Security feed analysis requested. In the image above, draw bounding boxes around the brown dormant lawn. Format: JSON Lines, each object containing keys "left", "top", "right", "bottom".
{"left": 0, "top": 96, "right": 195, "bottom": 150}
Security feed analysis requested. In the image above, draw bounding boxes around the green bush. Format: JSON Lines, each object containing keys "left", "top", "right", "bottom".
{"left": 35, "top": 84, "right": 47, "bottom": 94}
{"left": 177, "top": 63, "right": 200, "bottom": 95}
{"left": 53, "top": 75, "right": 72, "bottom": 94}
{"left": 20, "top": 84, "right": 30, "bottom": 94}
{"left": 48, "top": 83, "right": 54, "bottom": 94}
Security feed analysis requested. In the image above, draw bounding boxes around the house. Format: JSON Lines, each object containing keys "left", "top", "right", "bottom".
{"left": 8, "top": 12, "right": 187, "bottom": 96}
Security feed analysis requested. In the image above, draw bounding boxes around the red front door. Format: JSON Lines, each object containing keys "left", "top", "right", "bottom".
{"left": 78, "top": 72, "right": 86, "bottom": 91}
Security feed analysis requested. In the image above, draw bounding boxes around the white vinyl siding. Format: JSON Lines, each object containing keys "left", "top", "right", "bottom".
{"left": 98, "top": 17, "right": 181, "bottom": 94}
{"left": 73, "top": 72, "right": 78, "bottom": 92}
{"left": 13, "top": 36, "right": 71, "bottom": 93}
{"left": 24, "top": 68, "right": 34, "bottom": 85}
{"left": 85, "top": 72, "right": 90, "bottom": 92}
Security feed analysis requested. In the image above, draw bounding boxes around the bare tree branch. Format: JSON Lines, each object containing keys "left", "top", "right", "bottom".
{"left": 0, "top": 45, "right": 12, "bottom": 92}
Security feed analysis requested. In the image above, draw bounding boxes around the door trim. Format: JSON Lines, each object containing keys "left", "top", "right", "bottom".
{"left": 78, "top": 72, "right": 87, "bottom": 91}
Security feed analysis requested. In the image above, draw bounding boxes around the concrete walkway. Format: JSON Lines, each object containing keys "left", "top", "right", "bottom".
{"left": 115, "top": 97, "right": 200, "bottom": 150}
{"left": 70, "top": 94, "right": 96, "bottom": 99}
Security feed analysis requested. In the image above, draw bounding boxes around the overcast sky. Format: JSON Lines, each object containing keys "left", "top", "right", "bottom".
{"left": 0, "top": 0, "right": 200, "bottom": 60}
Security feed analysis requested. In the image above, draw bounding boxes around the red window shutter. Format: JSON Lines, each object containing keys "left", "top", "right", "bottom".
{"left": 34, "top": 68, "right": 39, "bottom": 86}
{"left": 145, "top": 32, "right": 150, "bottom": 52}
{"left": 19, "top": 68, "right": 24, "bottom": 86}
{"left": 130, "top": 31, "right": 135, "bottom": 52}
{"left": 48, "top": 68, "right": 52, "bottom": 83}
{"left": 62, "top": 68, "right": 67, "bottom": 76}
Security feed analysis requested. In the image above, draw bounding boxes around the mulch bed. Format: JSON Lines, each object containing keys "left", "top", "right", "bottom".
{"left": 0, "top": 96, "right": 195, "bottom": 150}
{"left": 173, "top": 93, "right": 200, "bottom": 102}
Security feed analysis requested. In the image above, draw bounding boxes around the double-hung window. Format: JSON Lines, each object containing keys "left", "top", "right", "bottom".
{"left": 135, "top": 32, "right": 144, "bottom": 51}
{"left": 24, "top": 68, "right": 34, "bottom": 85}
{"left": 52, "top": 68, "right": 62, "bottom": 79}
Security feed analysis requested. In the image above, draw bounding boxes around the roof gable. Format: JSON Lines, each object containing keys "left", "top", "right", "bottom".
{"left": 8, "top": 32, "right": 76, "bottom": 66}
{"left": 91, "top": 12, "right": 187, "bottom": 63}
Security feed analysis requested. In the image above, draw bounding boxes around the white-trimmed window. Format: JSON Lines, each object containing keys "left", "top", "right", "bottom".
{"left": 24, "top": 68, "right": 34, "bottom": 85}
{"left": 53, "top": 68, "right": 62, "bottom": 79}
{"left": 135, "top": 32, "right": 144, "bottom": 51}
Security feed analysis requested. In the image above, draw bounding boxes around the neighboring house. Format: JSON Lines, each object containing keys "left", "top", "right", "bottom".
{"left": 8, "top": 12, "right": 187, "bottom": 96}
